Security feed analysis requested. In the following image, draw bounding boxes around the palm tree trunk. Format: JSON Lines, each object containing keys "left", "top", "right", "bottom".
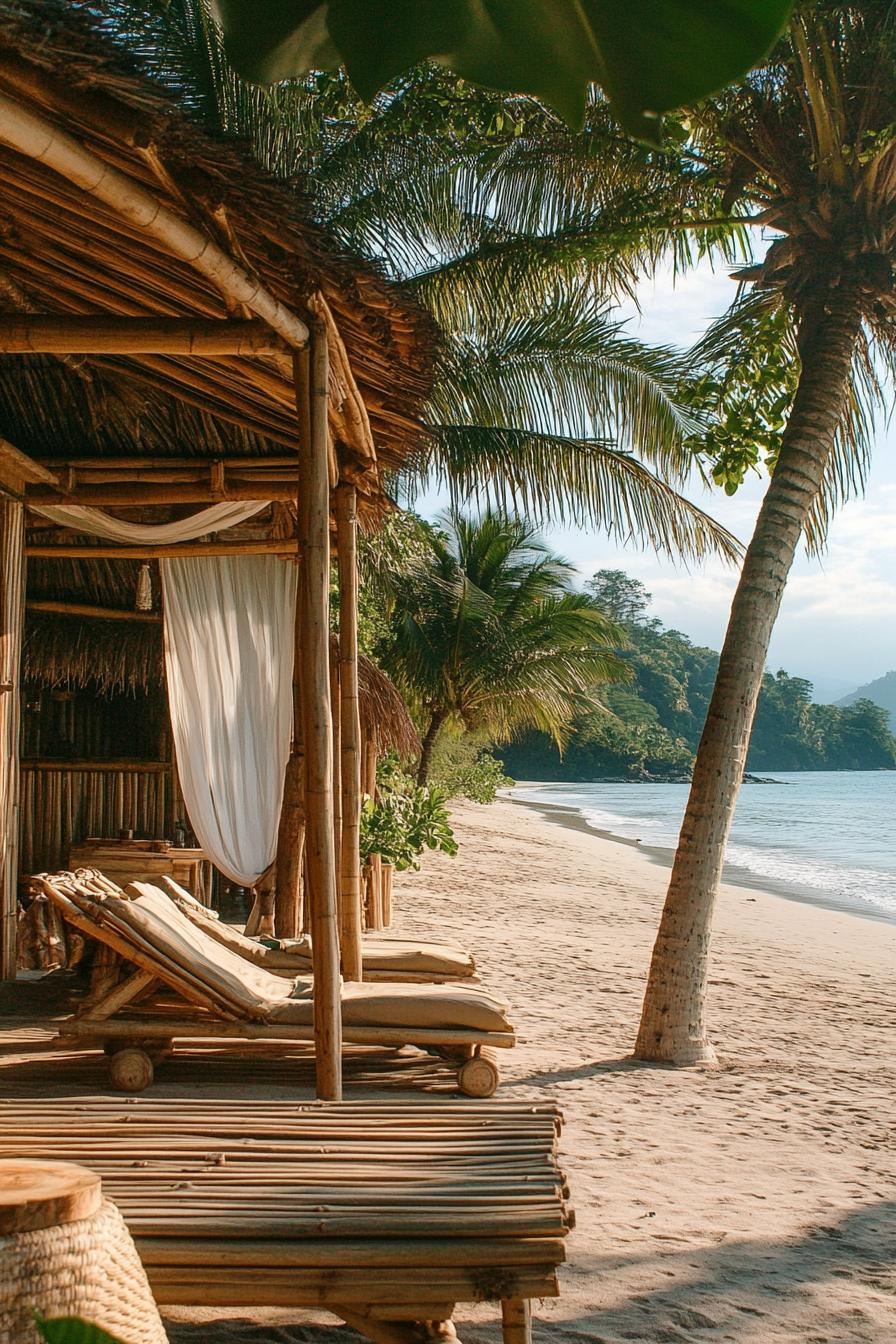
{"left": 634, "top": 286, "right": 865, "bottom": 1065}
{"left": 416, "top": 709, "right": 446, "bottom": 786}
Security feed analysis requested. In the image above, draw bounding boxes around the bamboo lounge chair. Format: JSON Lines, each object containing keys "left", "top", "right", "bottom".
{"left": 155, "top": 874, "right": 479, "bottom": 983}
{"left": 35, "top": 871, "right": 514, "bottom": 1097}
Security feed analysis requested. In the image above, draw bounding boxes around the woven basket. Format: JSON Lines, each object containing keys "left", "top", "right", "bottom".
{"left": 0, "top": 1197, "right": 168, "bottom": 1344}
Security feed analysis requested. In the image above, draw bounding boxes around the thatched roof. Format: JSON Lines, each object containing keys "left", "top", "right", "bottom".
{"left": 0, "top": 0, "right": 436, "bottom": 519}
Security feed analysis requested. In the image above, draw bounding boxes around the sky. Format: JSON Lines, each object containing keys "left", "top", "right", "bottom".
{"left": 422, "top": 259, "right": 896, "bottom": 703}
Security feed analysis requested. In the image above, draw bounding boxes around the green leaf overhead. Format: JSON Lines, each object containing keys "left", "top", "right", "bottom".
{"left": 211, "top": 0, "right": 795, "bottom": 136}
{"left": 34, "top": 1315, "right": 128, "bottom": 1344}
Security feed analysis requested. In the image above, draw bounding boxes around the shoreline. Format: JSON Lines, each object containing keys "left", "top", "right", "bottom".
{"left": 505, "top": 787, "right": 896, "bottom": 927}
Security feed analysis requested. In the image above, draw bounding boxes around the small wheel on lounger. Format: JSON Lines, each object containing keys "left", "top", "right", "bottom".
{"left": 108, "top": 1047, "right": 154, "bottom": 1093}
{"left": 457, "top": 1051, "right": 499, "bottom": 1098}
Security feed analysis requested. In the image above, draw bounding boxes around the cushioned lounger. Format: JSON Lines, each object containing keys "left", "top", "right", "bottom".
{"left": 36, "top": 871, "right": 514, "bottom": 1097}
{"left": 157, "top": 875, "right": 477, "bottom": 982}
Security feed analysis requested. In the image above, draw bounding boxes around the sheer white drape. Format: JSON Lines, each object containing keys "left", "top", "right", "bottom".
{"left": 161, "top": 556, "right": 296, "bottom": 887}
{"left": 34, "top": 501, "right": 269, "bottom": 543}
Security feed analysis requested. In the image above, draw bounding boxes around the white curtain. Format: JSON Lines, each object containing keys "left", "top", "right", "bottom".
{"left": 34, "top": 500, "right": 269, "bottom": 543}
{"left": 161, "top": 556, "right": 296, "bottom": 888}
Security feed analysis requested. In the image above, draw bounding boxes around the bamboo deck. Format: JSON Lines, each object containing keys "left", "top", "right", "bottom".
{"left": 0, "top": 1094, "right": 572, "bottom": 1342}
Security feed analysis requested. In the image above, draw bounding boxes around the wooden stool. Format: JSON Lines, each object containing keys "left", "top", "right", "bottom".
{"left": 0, "top": 1159, "right": 168, "bottom": 1343}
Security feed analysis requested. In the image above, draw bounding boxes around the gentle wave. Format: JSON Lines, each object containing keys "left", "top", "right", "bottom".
{"left": 511, "top": 773, "right": 896, "bottom": 922}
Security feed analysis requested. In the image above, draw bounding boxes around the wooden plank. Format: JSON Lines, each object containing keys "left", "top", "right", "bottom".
{"left": 0, "top": 316, "right": 290, "bottom": 356}
{"left": 297, "top": 327, "right": 342, "bottom": 1100}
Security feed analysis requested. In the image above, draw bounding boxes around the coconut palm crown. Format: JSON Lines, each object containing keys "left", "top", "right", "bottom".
{"left": 104, "top": 0, "right": 741, "bottom": 564}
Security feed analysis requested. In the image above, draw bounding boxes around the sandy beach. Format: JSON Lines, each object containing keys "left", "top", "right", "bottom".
{"left": 4, "top": 795, "right": 895, "bottom": 1343}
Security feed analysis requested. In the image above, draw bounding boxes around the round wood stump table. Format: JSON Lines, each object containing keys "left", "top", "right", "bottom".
{"left": 0, "top": 1158, "right": 168, "bottom": 1343}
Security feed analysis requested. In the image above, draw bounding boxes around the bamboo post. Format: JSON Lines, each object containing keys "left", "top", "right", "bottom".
{"left": 381, "top": 863, "right": 394, "bottom": 928}
{"left": 0, "top": 499, "right": 24, "bottom": 981}
{"left": 331, "top": 656, "right": 342, "bottom": 910}
{"left": 296, "top": 329, "right": 342, "bottom": 1101}
{"left": 368, "top": 854, "right": 384, "bottom": 933}
{"left": 274, "top": 670, "right": 306, "bottom": 939}
{"left": 363, "top": 744, "right": 383, "bottom": 932}
{"left": 335, "top": 483, "right": 363, "bottom": 982}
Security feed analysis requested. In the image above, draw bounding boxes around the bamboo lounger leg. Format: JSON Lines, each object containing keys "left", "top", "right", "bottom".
{"left": 336, "top": 1307, "right": 459, "bottom": 1344}
{"left": 501, "top": 1299, "right": 532, "bottom": 1344}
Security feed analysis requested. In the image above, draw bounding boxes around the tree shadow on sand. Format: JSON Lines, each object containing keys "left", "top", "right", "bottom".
{"left": 504, "top": 1056, "right": 642, "bottom": 1086}
{"left": 163, "top": 1200, "right": 895, "bottom": 1342}
{"left": 561, "top": 1197, "right": 896, "bottom": 1342}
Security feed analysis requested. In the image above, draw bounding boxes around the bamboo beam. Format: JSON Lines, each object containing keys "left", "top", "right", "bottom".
{"left": 296, "top": 329, "right": 342, "bottom": 1100}
{"left": 336, "top": 482, "right": 363, "bottom": 982}
{"left": 0, "top": 434, "right": 59, "bottom": 492}
{"left": 27, "top": 482, "right": 296, "bottom": 507}
{"left": 0, "top": 316, "right": 290, "bottom": 356}
{"left": 36, "top": 456, "right": 301, "bottom": 472}
{"left": 0, "top": 91, "right": 309, "bottom": 350}
{"left": 0, "top": 500, "right": 24, "bottom": 980}
{"left": 26, "top": 600, "right": 162, "bottom": 623}
{"left": 26, "top": 540, "right": 297, "bottom": 559}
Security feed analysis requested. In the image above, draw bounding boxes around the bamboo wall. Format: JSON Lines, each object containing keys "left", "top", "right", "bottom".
{"left": 21, "top": 686, "right": 164, "bottom": 760}
{"left": 19, "top": 762, "right": 181, "bottom": 877}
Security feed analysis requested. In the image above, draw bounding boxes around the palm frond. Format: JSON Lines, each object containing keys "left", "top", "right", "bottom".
{"left": 414, "top": 425, "right": 742, "bottom": 564}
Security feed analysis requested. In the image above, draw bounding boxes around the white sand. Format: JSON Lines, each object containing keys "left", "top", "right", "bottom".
{"left": 379, "top": 797, "right": 896, "bottom": 1344}
{"left": 6, "top": 796, "right": 894, "bottom": 1342}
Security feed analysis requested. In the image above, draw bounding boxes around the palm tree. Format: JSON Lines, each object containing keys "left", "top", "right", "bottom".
{"left": 377, "top": 512, "right": 629, "bottom": 784}
{"left": 106, "top": 0, "right": 741, "bottom": 564}
{"left": 634, "top": 3, "right": 896, "bottom": 1064}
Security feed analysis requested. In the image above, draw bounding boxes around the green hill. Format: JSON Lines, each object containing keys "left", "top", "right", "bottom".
{"left": 500, "top": 571, "right": 896, "bottom": 780}
{"left": 837, "top": 670, "right": 896, "bottom": 730}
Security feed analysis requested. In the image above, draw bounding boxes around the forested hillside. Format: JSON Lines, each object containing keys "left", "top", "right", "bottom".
{"left": 837, "top": 670, "right": 896, "bottom": 730}
{"left": 500, "top": 572, "right": 896, "bottom": 780}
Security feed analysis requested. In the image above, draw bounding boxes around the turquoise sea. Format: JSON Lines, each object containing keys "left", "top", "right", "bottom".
{"left": 509, "top": 771, "right": 896, "bottom": 923}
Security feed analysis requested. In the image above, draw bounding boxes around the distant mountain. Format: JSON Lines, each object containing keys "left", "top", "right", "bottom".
{"left": 837, "top": 671, "right": 896, "bottom": 729}
{"left": 808, "top": 674, "right": 856, "bottom": 705}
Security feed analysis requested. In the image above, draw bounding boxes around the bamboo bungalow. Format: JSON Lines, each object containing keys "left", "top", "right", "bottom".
{"left": 0, "top": 0, "right": 435, "bottom": 1100}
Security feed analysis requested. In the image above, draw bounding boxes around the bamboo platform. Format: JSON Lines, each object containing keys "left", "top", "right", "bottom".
{"left": 0, "top": 1095, "right": 573, "bottom": 1344}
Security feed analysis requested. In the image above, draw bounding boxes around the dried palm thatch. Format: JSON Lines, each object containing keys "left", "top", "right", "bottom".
{"left": 23, "top": 614, "right": 161, "bottom": 696}
{"left": 0, "top": 0, "right": 436, "bottom": 519}
{"left": 355, "top": 641, "right": 421, "bottom": 762}
{"left": 23, "top": 607, "right": 419, "bottom": 758}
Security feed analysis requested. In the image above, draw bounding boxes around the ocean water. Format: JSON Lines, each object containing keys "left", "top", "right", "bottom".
{"left": 509, "top": 771, "right": 896, "bottom": 923}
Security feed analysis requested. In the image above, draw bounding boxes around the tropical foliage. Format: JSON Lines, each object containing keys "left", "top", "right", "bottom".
{"left": 107, "top": 0, "right": 742, "bottom": 564}
{"left": 374, "top": 512, "right": 630, "bottom": 784}
{"left": 360, "top": 755, "right": 457, "bottom": 870}
{"left": 34, "top": 1316, "right": 126, "bottom": 1344}
{"left": 209, "top": 0, "right": 795, "bottom": 141}
{"left": 428, "top": 732, "right": 513, "bottom": 805}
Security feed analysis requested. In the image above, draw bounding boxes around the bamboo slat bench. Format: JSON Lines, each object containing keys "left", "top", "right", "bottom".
{"left": 0, "top": 1097, "right": 573, "bottom": 1344}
